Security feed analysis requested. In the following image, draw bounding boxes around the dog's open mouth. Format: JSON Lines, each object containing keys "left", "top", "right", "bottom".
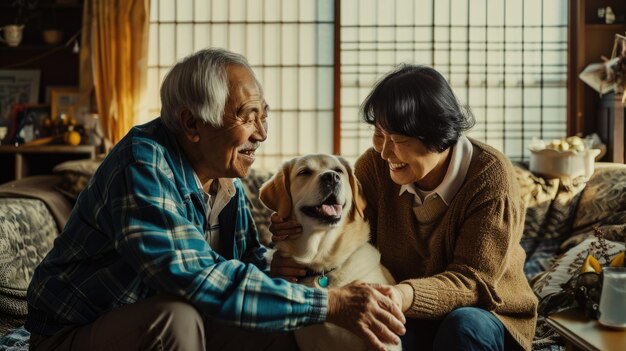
{"left": 300, "top": 194, "right": 343, "bottom": 224}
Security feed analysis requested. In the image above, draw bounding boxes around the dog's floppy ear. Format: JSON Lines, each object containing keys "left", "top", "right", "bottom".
{"left": 259, "top": 159, "right": 295, "bottom": 220}
{"left": 338, "top": 156, "right": 366, "bottom": 220}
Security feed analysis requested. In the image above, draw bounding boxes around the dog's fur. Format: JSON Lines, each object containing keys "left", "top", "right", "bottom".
{"left": 259, "top": 154, "right": 400, "bottom": 351}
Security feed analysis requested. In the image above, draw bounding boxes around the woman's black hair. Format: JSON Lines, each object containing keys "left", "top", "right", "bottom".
{"left": 360, "top": 64, "right": 475, "bottom": 152}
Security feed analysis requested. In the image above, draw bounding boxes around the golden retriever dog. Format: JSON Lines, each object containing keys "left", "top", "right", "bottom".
{"left": 259, "top": 154, "right": 400, "bottom": 351}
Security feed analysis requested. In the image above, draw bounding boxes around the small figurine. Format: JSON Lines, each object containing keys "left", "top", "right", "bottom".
{"left": 605, "top": 6, "right": 615, "bottom": 24}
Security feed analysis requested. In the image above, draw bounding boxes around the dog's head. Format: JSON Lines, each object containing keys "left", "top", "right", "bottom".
{"left": 260, "top": 154, "right": 366, "bottom": 236}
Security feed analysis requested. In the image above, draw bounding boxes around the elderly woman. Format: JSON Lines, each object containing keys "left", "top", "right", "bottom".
{"left": 272, "top": 64, "right": 537, "bottom": 350}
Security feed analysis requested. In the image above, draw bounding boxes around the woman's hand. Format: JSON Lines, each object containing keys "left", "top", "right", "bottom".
{"left": 269, "top": 213, "right": 303, "bottom": 242}
{"left": 327, "top": 281, "right": 406, "bottom": 351}
{"left": 388, "top": 283, "right": 414, "bottom": 312}
{"left": 270, "top": 254, "right": 307, "bottom": 282}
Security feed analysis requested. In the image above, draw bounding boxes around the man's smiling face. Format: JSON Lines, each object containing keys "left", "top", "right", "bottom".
{"left": 196, "top": 65, "right": 269, "bottom": 179}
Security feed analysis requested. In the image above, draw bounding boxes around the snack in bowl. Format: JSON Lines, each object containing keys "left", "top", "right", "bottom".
{"left": 529, "top": 136, "right": 601, "bottom": 179}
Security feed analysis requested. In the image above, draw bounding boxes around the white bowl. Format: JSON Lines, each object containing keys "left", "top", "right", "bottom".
{"left": 529, "top": 148, "right": 601, "bottom": 179}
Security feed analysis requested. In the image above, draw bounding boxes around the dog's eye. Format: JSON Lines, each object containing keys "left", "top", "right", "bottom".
{"left": 333, "top": 167, "right": 343, "bottom": 174}
{"left": 297, "top": 168, "right": 312, "bottom": 176}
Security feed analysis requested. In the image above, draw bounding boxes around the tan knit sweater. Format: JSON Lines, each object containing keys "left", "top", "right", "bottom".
{"left": 355, "top": 139, "right": 537, "bottom": 351}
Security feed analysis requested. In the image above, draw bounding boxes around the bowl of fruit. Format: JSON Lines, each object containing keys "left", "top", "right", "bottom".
{"left": 529, "top": 136, "right": 602, "bottom": 179}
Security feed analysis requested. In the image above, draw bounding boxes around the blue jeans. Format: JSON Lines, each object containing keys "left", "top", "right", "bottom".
{"left": 400, "top": 307, "right": 506, "bottom": 351}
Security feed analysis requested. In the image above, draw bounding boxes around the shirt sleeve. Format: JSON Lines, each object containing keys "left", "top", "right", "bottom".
{"left": 110, "top": 147, "right": 327, "bottom": 331}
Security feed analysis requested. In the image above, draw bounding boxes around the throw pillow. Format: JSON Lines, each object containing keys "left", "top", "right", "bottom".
{"left": 531, "top": 237, "right": 625, "bottom": 299}
{"left": 52, "top": 158, "right": 103, "bottom": 200}
{"left": 569, "top": 165, "right": 626, "bottom": 246}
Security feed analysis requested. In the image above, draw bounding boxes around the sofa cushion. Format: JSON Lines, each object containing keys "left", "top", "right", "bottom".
{"left": 0, "top": 199, "right": 57, "bottom": 320}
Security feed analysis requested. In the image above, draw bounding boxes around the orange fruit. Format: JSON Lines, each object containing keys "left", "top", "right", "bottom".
{"left": 610, "top": 252, "right": 625, "bottom": 268}
{"left": 581, "top": 255, "right": 602, "bottom": 273}
{"left": 65, "top": 131, "right": 81, "bottom": 146}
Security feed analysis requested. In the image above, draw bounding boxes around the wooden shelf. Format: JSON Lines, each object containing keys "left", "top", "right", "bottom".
{"left": 568, "top": 0, "right": 626, "bottom": 143}
{"left": 0, "top": 44, "right": 68, "bottom": 51}
{"left": 585, "top": 24, "right": 626, "bottom": 30}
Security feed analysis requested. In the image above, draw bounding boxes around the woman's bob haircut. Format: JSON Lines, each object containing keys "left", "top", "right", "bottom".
{"left": 360, "top": 64, "right": 474, "bottom": 152}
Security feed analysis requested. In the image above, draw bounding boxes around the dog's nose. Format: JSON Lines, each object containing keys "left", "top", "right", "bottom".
{"left": 320, "top": 171, "right": 341, "bottom": 186}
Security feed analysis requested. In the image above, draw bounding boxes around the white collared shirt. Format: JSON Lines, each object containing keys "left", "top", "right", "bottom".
{"left": 399, "top": 135, "right": 473, "bottom": 207}
{"left": 193, "top": 173, "right": 236, "bottom": 250}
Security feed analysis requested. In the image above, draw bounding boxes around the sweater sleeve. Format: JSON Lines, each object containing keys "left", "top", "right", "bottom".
{"left": 402, "top": 170, "right": 524, "bottom": 319}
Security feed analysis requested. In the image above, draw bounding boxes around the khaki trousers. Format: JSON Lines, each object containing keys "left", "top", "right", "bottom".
{"left": 29, "top": 294, "right": 297, "bottom": 351}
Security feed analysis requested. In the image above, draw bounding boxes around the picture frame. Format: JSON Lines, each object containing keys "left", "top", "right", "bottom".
{"left": 50, "top": 87, "right": 79, "bottom": 120}
{"left": 16, "top": 104, "right": 52, "bottom": 143}
{"left": 0, "top": 70, "right": 40, "bottom": 125}
{"left": 610, "top": 33, "right": 626, "bottom": 60}
{"left": 3, "top": 103, "right": 51, "bottom": 145}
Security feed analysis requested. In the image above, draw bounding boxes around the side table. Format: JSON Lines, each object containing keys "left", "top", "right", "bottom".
{"left": 0, "top": 145, "right": 97, "bottom": 184}
{"left": 546, "top": 308, "right": 626, "bottom": 351}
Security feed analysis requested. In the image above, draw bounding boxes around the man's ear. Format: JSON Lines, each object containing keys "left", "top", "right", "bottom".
{"left": 178, "top": 107, "right": 200, "bottom": 142}
{"left": 259, "top": 159, "right": 295, "bottom": 220}
{"left": 338, "top": 156, "right": 366, "bottom": 220}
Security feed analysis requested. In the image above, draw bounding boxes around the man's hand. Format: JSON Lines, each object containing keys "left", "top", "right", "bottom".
{"left": 270, "top": 254, "right": 307, "bottom": 282}
{"left": 326, "top": 281, "right": 406, "bottom": 351}
{"left": 269, "top": 213, "right": 302, "bottom": 242}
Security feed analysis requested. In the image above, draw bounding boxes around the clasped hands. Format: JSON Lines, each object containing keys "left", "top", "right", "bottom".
{"left": 269, "top": 215, "right": 410, "bottom": 351}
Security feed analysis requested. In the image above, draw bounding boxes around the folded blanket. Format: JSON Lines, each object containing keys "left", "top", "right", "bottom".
{"left": 0, "top": 175, "right": 73, "bottom": 232}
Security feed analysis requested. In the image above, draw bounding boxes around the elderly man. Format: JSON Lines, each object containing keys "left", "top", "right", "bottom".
{"left": 26, "top": 48, "right": 405, "bottom": 351}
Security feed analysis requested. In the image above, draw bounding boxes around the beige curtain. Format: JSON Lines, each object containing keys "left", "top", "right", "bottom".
{"left": 80, "top": 0, "right": 149, "bottom": 145}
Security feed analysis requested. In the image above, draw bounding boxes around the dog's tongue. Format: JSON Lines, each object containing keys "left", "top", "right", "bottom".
{"left": 320, "top": 204, "right": 342, "bottom": 217}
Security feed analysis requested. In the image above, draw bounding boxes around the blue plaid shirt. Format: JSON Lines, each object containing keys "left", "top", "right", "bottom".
{"left": 26, "top": 118, "right": 327, "bottom": 336}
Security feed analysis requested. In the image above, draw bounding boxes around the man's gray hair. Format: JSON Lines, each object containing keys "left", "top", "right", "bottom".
{"left": 160, "top": 48, "right": 253, "bottom": 134}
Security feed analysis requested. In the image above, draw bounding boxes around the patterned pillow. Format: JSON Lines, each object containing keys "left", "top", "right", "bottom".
{"left": 531, "top": 237, "right": 625, "bottom": 299}
{"left": 571, "top": 165, "right": 626, "bottom": 236}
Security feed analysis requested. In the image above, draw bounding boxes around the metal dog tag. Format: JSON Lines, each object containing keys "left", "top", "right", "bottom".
{"left": 317, "top": 275, "right": 329, "bottom": 288}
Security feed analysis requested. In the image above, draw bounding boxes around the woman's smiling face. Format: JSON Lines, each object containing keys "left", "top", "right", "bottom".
{"left": 372, "top": 125, "right": 449, "bottom": 190}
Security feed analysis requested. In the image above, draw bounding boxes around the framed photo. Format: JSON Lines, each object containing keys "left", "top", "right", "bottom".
{"left": 3, "top": 103, "right": 51, "bottom": 145}
{"left": 610, "top": 33, "right": 626, "bottom": 60}
{"left": 50, "top": 87, "right": 79, "bottom": 120}
{"left": 0, "top": 70, "right": 40, "bottom": 125}
{"left": 16, "top": 104, "right": 52, "bottom": 143}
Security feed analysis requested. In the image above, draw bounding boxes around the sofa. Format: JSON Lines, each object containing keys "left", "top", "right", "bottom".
{"left": 0, "top": 159, "right": 625, "bottom": 350}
